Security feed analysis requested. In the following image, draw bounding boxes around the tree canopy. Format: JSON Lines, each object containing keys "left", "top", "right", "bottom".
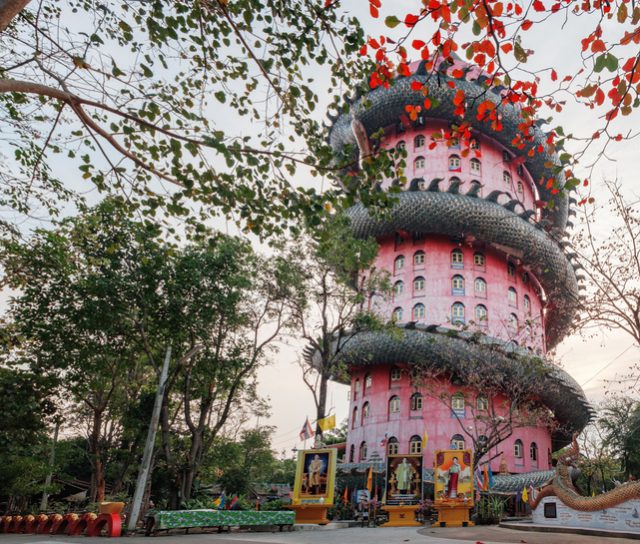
{"left": 0, "top": 0, "right": 376, "bottom": 238}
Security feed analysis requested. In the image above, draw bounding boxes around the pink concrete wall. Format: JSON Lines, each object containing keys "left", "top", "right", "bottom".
{"left": 345, "top": 118, "right": 555, "bottom": 473}
{"left": 366, "top": 233, "right": 546, "bottom": 352}
{"left": 380, "top": 119, "right": 540, "bottom": 213}
{"left": 346, "top": 364, "right": 553, "bottom": 474}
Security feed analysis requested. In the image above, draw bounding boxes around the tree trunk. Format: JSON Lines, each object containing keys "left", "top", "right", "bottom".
{"left": 88, "top": 409, "right": 105, "bottom": 502}
{"left": 0, "top": 0, "right": 31, "bottom": 32}
{"left": 314, "top": 373, "right": 329, "bottom": 446}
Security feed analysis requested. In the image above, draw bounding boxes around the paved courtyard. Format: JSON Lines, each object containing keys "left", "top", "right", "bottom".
{"left": 0, "top": 525, "right": 639, "bottom": 544}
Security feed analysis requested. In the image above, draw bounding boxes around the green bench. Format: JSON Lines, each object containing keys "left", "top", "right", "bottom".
{"left": 144, "top": 509, "right": 295, "bottom": 535}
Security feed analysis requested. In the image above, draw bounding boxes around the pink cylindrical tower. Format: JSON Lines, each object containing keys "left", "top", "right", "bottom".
{"left": 324, "top": 58, "right": 591, "bottom": 475}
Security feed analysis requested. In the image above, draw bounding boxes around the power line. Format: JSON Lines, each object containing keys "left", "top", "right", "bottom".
{"left": 580, "top": 344, "right": 635, "bottom": 388}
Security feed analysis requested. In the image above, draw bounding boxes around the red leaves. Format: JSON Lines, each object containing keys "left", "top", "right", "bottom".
{"left": 369, "top": 0, "right": 381, "bottom": 18}
{"left": 359, "top": 44, "right": 367, "bottom": 56}
{"left": 533, "top": 0, "right": 545, "bottom": 11}
{"left": 369, "top": 72, "right": 383, "bottom": 89}
{"left": 551, "top": 69, "right": 557, "bottom": 81}
{"left": 412, "top": 39, "right": 426, "bottom": 49}
{"left": 521, "top": 19, "right": 533, "bottom": 30}
{"left": 404, "top": 13, "right": 419, "bottom": 27}
{"left": 591, "top": 39, "right": 606, "bottom": 53}
{"left": 398, "top": 62, "right": 411, "bottom": 76}
{"left": 411, "top": 81, "right": 424, "bottom": 91}
{"left": 453, "top": 89, "right": 466, "bottom": 106}
{"left": 404, "top": 104, "right": 422, "bottom": 121}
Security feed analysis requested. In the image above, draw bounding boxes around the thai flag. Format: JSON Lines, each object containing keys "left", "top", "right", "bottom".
{"left": 475, "top": 466, "right": 484, "bottom": 490}
{"left": 380, "top": 433, "right": 388, "bottom": 447}
{"left": 299, "top": 417, "right": 315, "bottom": 441}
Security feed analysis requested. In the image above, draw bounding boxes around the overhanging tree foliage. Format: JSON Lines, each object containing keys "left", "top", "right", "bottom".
{"left": 0, "top": 0, "right": 382, "bottom": 238}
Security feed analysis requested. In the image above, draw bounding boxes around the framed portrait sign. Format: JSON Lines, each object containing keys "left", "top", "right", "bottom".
{"left": 434, "top": 449, "right": 474, "bottom": 505}
{"left": 292, "top": 448, "right": 337, "bottom": 505}
{"left": 384, "top": 454, "right": 423, "bottom": 506}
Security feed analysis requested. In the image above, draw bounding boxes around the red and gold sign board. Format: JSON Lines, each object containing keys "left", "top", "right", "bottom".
{"left": 433, "top": 449, "right": 474, "bottom": 527}
{"left": 382, "top": 454, "right": 423, "bottom": 527}
{"left": 289, "top": 448, "right": 337, "bottom": 525}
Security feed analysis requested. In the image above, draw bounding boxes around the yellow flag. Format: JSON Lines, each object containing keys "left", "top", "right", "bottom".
{"left": 366, "top": 467, "right": 373, "bottom": 492}
{"left": 317, "top": 414, "right": 336, "bottom": 432}
{"left": 521, "top": 486, "right": 528, "bottom": 503}
{"left": 421, "top": 430, "right": 428, "bottom": 450}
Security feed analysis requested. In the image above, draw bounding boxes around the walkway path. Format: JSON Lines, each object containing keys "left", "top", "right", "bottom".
{"left": 0, "top": 525, "right": 638, "bottom": 544}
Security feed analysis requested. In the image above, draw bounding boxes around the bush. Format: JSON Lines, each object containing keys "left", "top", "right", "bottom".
{"left": 261, "top": 499, "right": 288, "bottom": 511}
{"left": 475, "top": 494, "right": 506, "bottom": 525}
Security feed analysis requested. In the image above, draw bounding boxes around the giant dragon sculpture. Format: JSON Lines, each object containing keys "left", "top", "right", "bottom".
{"left": 530, "top": 435, "right": 640, "bottom": 511}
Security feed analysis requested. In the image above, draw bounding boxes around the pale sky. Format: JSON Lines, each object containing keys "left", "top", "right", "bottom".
{"left": 1, "top": 2, "right": 639, "bottom": 457}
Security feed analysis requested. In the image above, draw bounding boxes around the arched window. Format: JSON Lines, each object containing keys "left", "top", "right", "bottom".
{"left": 449, "top": 154, "right": 461, "bottom": 171}
{"left": 474, "top": 277, "right": 487, "bottom": 295}
{"left": 475, "top": 304, "right": 488, "bottom": 324}
{"left": 470, "top": 138, "right": 480, "bottom": 151}
{"left": 396, "top": 140, "right": 406, "bottom": 151}
{"left": 362, "top": 401, "right": 370, "bottom": 423}
{"left": 414, "top": 134, "right": 426, "bottom": 148}
{"left": 507, "top": 262, "right": 516, "bottom": 277}
{"left": 390, "top": 367, "right": 402, "bottom": 382}
{"left": 473, "top": 252, "right": 485, "bottom": 267}
{"left": 451, "top": 434, "right": 465, "bottom": 450}
{"left": 413, "top": 276, "right": 425, "bottom": 293}
{"left": 514, "top": 439, "right": 523, "bottom": 458}
{"left": 389, "top": 395, "right": 400, "bottom": 414}
{"left": 365, "top": 373, "right": 372, "bottom": 389}
{"left": 409, "top": 435, "right": 422, "bottom": 454}
{"left": 508, "top": 287, "right": 518, "bottom": 306}
{"left": 477, "top": 395, "right": 489, "bottom": 410}
{"left": 449, "top": 176, "right": 462, "bottom": 188}
{"left": 451, "top": 302, "right": 465, "bottom": 324}
{"left": 451, "top": 392, "right": 465, "bottom": 411}
{"left": 517, "top": 181, "right": 524, "bottom": 194}
{"left": 394, "top": 255, "right": 405, "bottom": 273}
{"left": 521, "top": 272, "right": 529, "bottom": 283}
{"left": 410, "top": 392, "right": 423, "bottom": 411}
{"left": 413, "top": 303, "right": 425, "bottom": 320}
{"left": 503, "top": 149, "right": 510, "bottom": 162}
{"left": 352, "top": 406, "right": 358, "bottom": 429}
{"left": 524, "top": 294, "right": 531, "bottom": 314}
{"left": 451, "top": 248, "right": 464, "bottom": 268}
{"left": 414, "top": 156, "right": 425, "bottom": 171}
{"left": 392, "top": 307, "right": 403, "bottom": 322}
{"left": 530, "top": 442, "right": 538, "bottom": 461}
{"left": 470, "top": 158, "right": 481, "bottom": 174}
{"left": 394, "top": 280, "right": 404, "bottom": 296}
{"left": 360, "top": 441, "right": 368, "bottom": 461}
{"left": 414, "top": 250, "right": 425, "bottom": 267}
{"left": 517, "top": 164, "right": 524, "bottom": 176}
{"left": 508, "top": 313, "right": 518, "bottom": 331}
{"left": 387, "top": 437, "right": 399, "bottom": 455}
{"left": 353, "top": 378, "right": 359, "bottom": 401}
{"left": 503, "top": 171, "right": 512, "bottom": 185}
{"left": 349, "top": 444, "right": 355, "bottom": 462}
{"left": 452, "top": 275, "right": 465, "bottom": 295}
